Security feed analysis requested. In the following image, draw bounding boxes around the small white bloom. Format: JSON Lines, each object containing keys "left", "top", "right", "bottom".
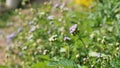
{"left": 76, "top": 54, "right": 80, "bottom": 58}
{"left": 89, "top": 52, "right": 101, "bottom": 57}
{"left": 49, "top": 35, "right": 57, "bottom": 42}
{"left": 47, "top": 15, "right": 55, "bottom": 20}
{"left": 43, "top": 50, "right": 48, "bottom": 55}
{"left": 30, "top": 26, "right": 36, "bottom": 32}
{"left": 116, "top": 42, "right": 119, "bottom": 46}
{"left": 90, "top": 33, "right": 95, "bottom": 39}
{"left": 27, "top": 34, "right": 33, "bottom": 40}
{"left": 60, "top": 48, "right": 66, "bottom": 53}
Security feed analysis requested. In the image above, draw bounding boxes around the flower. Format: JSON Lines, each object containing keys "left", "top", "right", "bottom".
{"left": 43, "top": 50, "right": 48, "bottom": 55}
{"left": 60, "top": 48, "right": 66, "bottom": 53}
{"left": 49, "top": 35, "right": 57, "bottom": 42}
{"left": 17, "top": 27, "right": 23, "bottom": 33}
{"left": 7, "top": 32, "right": 17, "bottom": 43}
{"left": 64, "top": 36, "right": 71, "bottom": 41}
{"left": 47, "top": 15, "right": 55, "bottom": 20}
{"left": 76, "top": 0, "right": 94, "bottom": 7}
{"left": 29, "top": 20, "right": 34, "bottom": 25}
{"left": 30, "top": 26, "right": 36, "bottom": 32}
{"left": 89, "top": 52, "right": 101, "bottom": 58}
{"left": 27, "top": 34, "right": 33, "bottom": 40}
{"left": 54, "top": 3, "right": 61, "bottom": 8}
{"left": 18, "top": 52, "right": 23, "bottom": 57}
{"left": 69, "top": 24, "right": 78, "bottom": 35}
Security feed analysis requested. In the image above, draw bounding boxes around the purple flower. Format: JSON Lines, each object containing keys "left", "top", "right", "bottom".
{"left": 7, "top": 32, "right": 17, "bottom": 43}
{"left": 69, "top": 24, "right": 78, "bottom": 35}
{"left": 54, "top": 3, "right": 61, "bottom": 8}
{"left": 64, "top": 36, "right": 71, "bottom": 41}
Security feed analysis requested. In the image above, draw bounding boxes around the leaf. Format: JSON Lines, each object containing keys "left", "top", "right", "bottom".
{"left": 48, "top": 59, "right": 78, "bottom": 68}
{"left": 32, "top": 61, "right": 52, "bottom": 68}
{"left": 39, "top": 55, "right": 50, "bottom": 60}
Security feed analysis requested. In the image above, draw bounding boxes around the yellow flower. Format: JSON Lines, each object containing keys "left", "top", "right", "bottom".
{"left": 76, "top": 0, "right": 94, "bottom": 7}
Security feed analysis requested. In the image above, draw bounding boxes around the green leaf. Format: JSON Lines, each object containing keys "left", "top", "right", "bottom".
{"left": 32, "top": 61, "right": 52, "bottom": 68}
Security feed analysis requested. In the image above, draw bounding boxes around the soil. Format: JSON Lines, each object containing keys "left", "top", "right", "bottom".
{"left": 0, "top": 36, "right": 6, "bottom": 65}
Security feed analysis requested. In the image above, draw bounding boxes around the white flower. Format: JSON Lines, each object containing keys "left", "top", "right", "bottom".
{"left": 30, "top": 26, "right": 36, "bottom": 32}
{"left": 89, "top": 52, "right": 101, "bottom": 57}
{"left": 47, "top": 15, "right": 55, "bottom": 20}
{"left": 27, "top": 34, "right": 33, "bottom": 40}
{"left": 90, "top": 33, "right": 95, "bottom": 39}
{"left": 76, "top": 54, "right": 80, "bottom": 58}
{"left": 60, "top": 48, "right": 66, "bottom": 53}
{"left": 49, "top": 35, "right": 57, "bottom": 42}
{"left": 43, "top": 50, "right": 48, "bottom": 55}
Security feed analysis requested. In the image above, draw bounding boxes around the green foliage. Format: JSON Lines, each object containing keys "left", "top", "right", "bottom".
{"left": 32, "top": 61, "right": 52, "bottom": 68}
{"left": 111, "top": 55, "right": 120, "bottom": 68}
{"left": 5, "top": 0, "right": 120, "bottom": 68}
{"left": 48, "top": 59, "right": 77, "bottom": 68}
{"left": 0, "top": 10, "right": 16, "bottom": 28}
{"left": 0, "top": 65, "right": 6, "bottom": 68}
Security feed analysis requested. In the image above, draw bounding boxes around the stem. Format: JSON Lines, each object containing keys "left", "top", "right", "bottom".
{"left": 80, "top": 38, "right": 85, "bottom": 46}
{"left": 79, "top": 37, "right": 86, "bottom": 46}
{"left": 68, "top": 45, "right": 70, "bottom": 58}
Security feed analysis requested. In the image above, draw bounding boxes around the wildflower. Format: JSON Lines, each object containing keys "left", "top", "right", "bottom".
{"left": 107, "top": 27, "right": 113, "bottom": 32}
{"left": 17, "top": 27, "right": 23, "bottom": 33}
{"left": 69, "top": 24, "right": 78, "bottom": 35}
{"left": 38, "top": 12, "right": 45, "bottom": 15}
{"left": 49, "top": 35, "right": 57, "bottom": 42}
{"left": 30, "top": 26, "right": 36, "bottom": 32}
{"left": 37, "top": 39, "right": 42, "bottom": 44}
{"left": 64, "top": 36, "right": 71, "bottom": 41}
{"left": 90, "top": 33, "right": 96, "bottom": 39}
{"left": 116, "top": 42, "right": 119, "bottom": 46}
{"left": 29, "top": 20, "right": 34, "bottom": 25}
{"left": 89, "top": 52, "right": 101, "bottom": 58}
{"left": 22, "top": 46, "right": 27, "bottom": 50}
{"left": 116, "top": 47, "right": 119, "bottom": 50}
{"left": 54, "top": 3, "right": 61, "bottom": 8}
{"left": 47, "top": 15, "right": 55, "bottom": 20}
{"left": 18, "top": 52, "right": 23, "bottom": 57}
{"left": 27, "top": 34, "right": 33, "bottom": 40}
{"left": 49, "top": 21, "right": 54, "bottom": 25}
{"left": 97, "top": 38, "right": 101, "bottom": 42}
{"left": 60, "top": 48, "right": 66, "bottom": 53}
{"left": 76, "top": 54, "right": 80, "bottom": 58}
{"left": 76, "top": 0, "right": 94, "bottom": 8}
{"left": 101, "top": 39, "right": 105, "bottom": 44}
{"left": 43, "top": 50, "right": 48, "bottom": 55}
{"left": 7, "top": 32, "right": 17, "bottom": 43}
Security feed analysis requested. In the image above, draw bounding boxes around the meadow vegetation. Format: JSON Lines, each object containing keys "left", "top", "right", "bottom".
{"left": 1, "top": 0, "right": 120, "bottom": 68}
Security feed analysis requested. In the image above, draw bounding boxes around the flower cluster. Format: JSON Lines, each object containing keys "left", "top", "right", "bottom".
{"left": 69, "top": 24, "right": 78, "bottom": 35}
